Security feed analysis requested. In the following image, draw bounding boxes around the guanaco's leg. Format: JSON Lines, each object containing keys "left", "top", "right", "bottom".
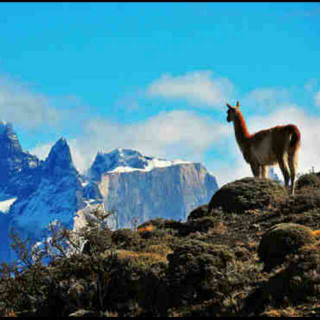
{"left": 250, "top": 163, "right": 261, "bottom": 178}
{"left": 261, "top": 166, "right": 268, "bottom": 179}
{"left": 277, "top": 157, "right": 290, "bottom": 187}
{"left": 288, "top": 151, "right": 298, "bottom": 196}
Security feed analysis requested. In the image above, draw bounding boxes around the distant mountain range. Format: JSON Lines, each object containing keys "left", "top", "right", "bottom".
{"left": 0, "top": 121, "right": 219, "bottom": 262}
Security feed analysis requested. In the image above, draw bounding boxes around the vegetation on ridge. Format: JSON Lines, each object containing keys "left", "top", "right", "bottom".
{"left": 2, "top": 173, "right": 320, "bottom": 317}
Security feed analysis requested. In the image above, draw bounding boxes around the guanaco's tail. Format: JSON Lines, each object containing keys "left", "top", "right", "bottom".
{"left": 287, "top": 124, "right": 301, "bottom": 152}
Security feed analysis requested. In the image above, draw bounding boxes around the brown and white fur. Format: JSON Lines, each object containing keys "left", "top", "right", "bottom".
{"left": 226, "top": 101, "right": 301, "bottom": 195}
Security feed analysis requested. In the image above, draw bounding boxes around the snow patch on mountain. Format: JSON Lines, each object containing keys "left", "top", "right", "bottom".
{"left": 0, "top": 198, "right": 17, "bottom": 214}
{"left": 10, "top": 181, "right": 81, "bottom": 240}
{"left": 89, "top": 148, "right": 192, "bottom": 178}
{"left": 108, "top": 158, "right": 191, "bottom": 173}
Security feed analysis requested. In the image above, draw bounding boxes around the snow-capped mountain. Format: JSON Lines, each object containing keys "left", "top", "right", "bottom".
{"left": 89, "top": 148, "right": 192, "bottom": 178}
{"left": 0, "top": 125, "right": 85, "bottom": 262}
{"left": 0, "top": 122, "right": 218, "bottom": 263}
{"left": 9, "top": 138, "right": 84, "bottom": 239}
{"left": 86, "top": 148, "right": 218, "bottom": 228}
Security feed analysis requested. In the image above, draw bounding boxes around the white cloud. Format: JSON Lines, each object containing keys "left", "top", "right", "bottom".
{"left": 211, "top": 159, "right": 252, "bottom": 188}
{"left": 0, "top": 76, "right": 62, "bottom": 129}
{"left": 242, "top": 87, "right": 291, "bottom": 110}
{"left": 304, "top": 78, "right": 318, "bottom": 92}
{"left": 314, "top": 90, "right": 320, "bottom": 107}
{"left": 303, "top": 79, "right": 320, "bottom": 107}
{"left": 29, "top": 142, "right": 53, "bottom": 160}
{"left": 147, "top": 71, "right": 235, "bottom": 108}
{"left": 55, "top": 110, "right": 229, "bottom": 173}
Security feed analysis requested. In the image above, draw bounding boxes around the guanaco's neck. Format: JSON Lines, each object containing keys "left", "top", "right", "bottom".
{"left": 233, "top": 111, "right": 251, "bottom": 150}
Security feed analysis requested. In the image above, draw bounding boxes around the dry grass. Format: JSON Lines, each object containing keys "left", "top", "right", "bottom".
{"left": 247, "top": 240, "right": 259, "bottom": 250}
{"left": 116, "top": 249, "right": 168, "bottom": 264}
{"left": 212, "top": 221, "right": 228, "bottom": 235}
{"left": 137, "top": 225, "right": 154, "bottom": 233}
{"left": 313, "top": 230, "right": 320, "bottom": 238}
{"left": 261, "top": 306, "right": 302, "bottom": 317}
{"left": 245, "top": 209, "right": 262, "bottom": 215}
{"left": 2, "top": 309, "right": 17, "bottom": 317}
{"left": 143, "top": 244, "right": 173, "bottom": 257}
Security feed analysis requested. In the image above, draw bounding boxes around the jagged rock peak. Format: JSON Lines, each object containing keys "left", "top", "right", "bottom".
{"left": 0, "top": 121, "right": 28, "bottom": 175}
{"left": 0, "top": 121, "right": 40, "bottom": 195}
{"left": 100, "top": 148, "right": 148, "bottom": 168}
{"left": 0, "top": 120, "right": 22, "bottom": 153}
{"left": 0, "top": 120, "right": 9, "bottom": 134}
{"left": 43, "top": 137, "right": 78, "bottom": 177}
{"left": 51, "top": 137, "right": 68, "bottom": 151}
{"left": 89, "top": 148, "right": 149, "bottom": 180}
{"left": 0, "top": 121, "right": 15, "bottom": 136}
{"left": 0, "top": 120, "right": 10, "bottom": 132}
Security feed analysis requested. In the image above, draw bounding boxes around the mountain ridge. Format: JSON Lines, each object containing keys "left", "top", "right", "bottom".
{"left": 0, "top": 121, "right": 219, "bottom": 262}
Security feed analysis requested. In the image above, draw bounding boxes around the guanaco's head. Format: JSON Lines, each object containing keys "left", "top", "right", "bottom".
{"left": 226, "top": 101, "right": 240, "bottom": 123}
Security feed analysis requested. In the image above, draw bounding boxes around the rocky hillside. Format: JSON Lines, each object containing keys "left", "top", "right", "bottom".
{"left": 2, "top": 173, "right": 320, "bottom": 317}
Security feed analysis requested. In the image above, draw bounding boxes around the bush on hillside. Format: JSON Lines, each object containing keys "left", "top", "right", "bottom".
{"left": 165, "top": 239, "right": 235, "bottom": 308}
{"left": 244, "top": 242, "right": 320, "bottom": 314}
{"left": 258, "top": 223, "right": 317, "bottom": 272}
{"left": 296, "top": 173, "right": 320, "bottom": 191}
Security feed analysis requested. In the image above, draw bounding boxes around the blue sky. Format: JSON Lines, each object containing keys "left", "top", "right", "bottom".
{"left": 0, "top": 2, "right": 320, "bottom": 186}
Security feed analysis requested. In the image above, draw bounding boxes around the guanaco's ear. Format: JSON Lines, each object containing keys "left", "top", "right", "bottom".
{"left": 226, "top": 103, "right": 232, "bottom": 109}
{"left": 236, "top": 101, "right": 240, "bottom": 108}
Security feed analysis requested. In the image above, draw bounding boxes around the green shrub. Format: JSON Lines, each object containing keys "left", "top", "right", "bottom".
{"left": 180, "top": 217, "right": 216, "bottom": 236}
{"left": 111, "top": 228, "right": 141, "bottom": 250}
{"left": 245, "top": 242, "right": 320, "bottom": 313}
{"left": 165, "top": 239, "right": 235, "bottom": 308}
{"left": 187, "top": 205, "right": 225, "bottom": 221}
